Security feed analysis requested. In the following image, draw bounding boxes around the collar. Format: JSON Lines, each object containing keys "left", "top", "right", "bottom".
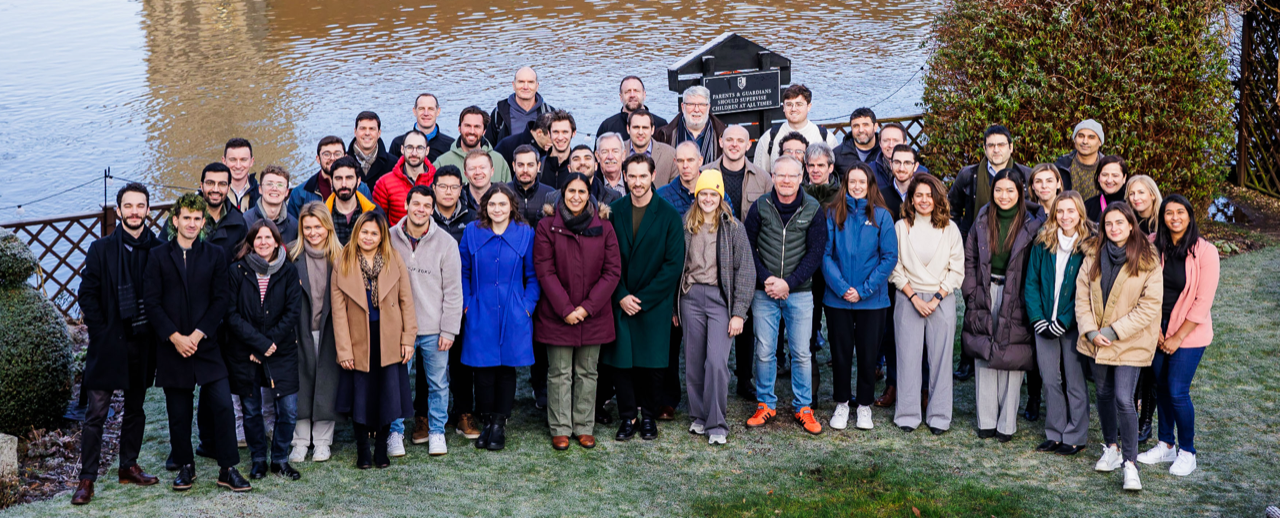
{"left": 628, "top": 140, "right": 653, "bottom": 157}
{"left": 415, "top": 123, "right": 439, "bottom": 141}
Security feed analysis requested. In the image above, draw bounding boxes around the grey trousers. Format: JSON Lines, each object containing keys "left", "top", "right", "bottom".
{"left": 1035, "top": 329, "right": 1089, "bottom": 445}
{"left": 974, "top": 283, "right": 1024, "bottom": 435}
{"left": 681, "top": 284, "right": 733, "bottom": 436}
{"left": 893, "top": 291, "right": 955, "bottom": 430}
{"left": 546, "top": 344, "right": 601, "bottom": 437}
{"left": 1094, "top": 360, "right": 1141, "bottom": 464}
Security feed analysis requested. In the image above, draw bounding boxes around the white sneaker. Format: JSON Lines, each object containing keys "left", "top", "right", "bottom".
{"left": 288, "top": 445, "right": 307, "bottom": 463}
{"left": 1122, "top": 461, "right": 1142, "bottom": 491}
{"left": 1137, "top": 442, "right": 1177, "bottom": 465}
{"left": 855, "top": 406, "right": 874, "bottom": 430}
{"left": 428, "top": 433, "right": 447, "bottom": 456}
{"left": 1095, "top": 444, "right": 1123, "bottom": 472}
{"left": 1169, "top": 450, "right": 1197, "bottom": 476}
{"left": 830, "top": 403, "right": 850, "bottom": 430}
{"left": 688, "top": 422, "right": 705, "bottom": 435}
{"left": 387, "top": 432, "right": 406, "bottom": 457}
{"left": 312, "top": 445, "right": 331, "bottom": 462}
{"left": 708, "top": 433, "right": 727, "bottom": 445}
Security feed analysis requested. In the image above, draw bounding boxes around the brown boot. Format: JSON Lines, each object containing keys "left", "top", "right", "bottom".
{"left": 874, "top": 385, "right": 897, "bottom": 408}
{"left": 71, "top": 479, "right": 94, "bottom": 505}
{"left": 118, "top": 465, "right": 159, "bottom": 486}
{"left": 455, "top": 413, "right": 481, "bottom": 440}
{"left": 411, "top": 416, "right": 431, "bottom": 445}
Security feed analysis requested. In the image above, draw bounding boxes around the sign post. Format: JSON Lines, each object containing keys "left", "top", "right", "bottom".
{"left": 667, "top": 32, "right": 791, "bottom": 152}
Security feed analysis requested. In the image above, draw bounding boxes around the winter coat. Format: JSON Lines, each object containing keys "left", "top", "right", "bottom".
{"left": 203, "top": 207, "right": 248, "bottom": 262}
{"left": 1075, "top": 245, "right": 1163, "bottom": 367}
{"left": 242, "top": 205, "right": 298, "bottom": 246}
{"left": 225, "top": 258, "right": 304, "bottom": 397}
{"left": 459, "top": 223, "right": 540, "bottom": 366}
{"left": 598, "top": 107, "right": 669, "bottom": 140}
{"left": 832, "top": 135, "right": 881, "bottom": 180}
{"left": 1024, "top": 237, "right": 1086, "bottom": 333}
{"left": 487, "top": 94, "right": 556, "bottom": 147}
{"left": 948, "top": 161, "right": 1033, "bottom": 237}
{"left": 372, "top": 156, "right": 438, "bottom": 226}
{"left": 510, "top": 180, "right": 557, "bottom": 227}
{"left": 431, "top": 140, "right": 512, "bottom": 185}
{"left": 432, "top": 205, "right": 475, "bottom": 243}
{"left": 78, "top": 227, "right": 161, "bottom": 391}
{"left": 961, "top": 206, "right": 1043, "bottom": 371}
{"left": 822, "top": 198, "right": 898, "bottom": 311}
{"left": 533, "top": 205, "right": 622, "bottom": 347}
{"left": 144, "top": 239, "right": 232, "bottom": 389}
{"left": 675, "top": 210, "right": 755, "bottom": 319}
{"left": 331, "top": 253, "right": 418, "bottom": 372}
{"left": 653, "top": 114, "right": 726, "bottom": 162}
{"left": 288, "top": 171, "right": 373, "bottom": 220}
{"left": 347, "top": 137, "right": 399, "bottom": 188}
{"left": 656, "top": 180, "right": 734, "bottom": 217}
{"left": 294, "top": 252, "right": 341, "bottom": 422}
{"left": 604, "top": 195, "right": 686, "bottom": 369}
{"left": 1159, "top": 238, "right": 1219, "bottom": 348}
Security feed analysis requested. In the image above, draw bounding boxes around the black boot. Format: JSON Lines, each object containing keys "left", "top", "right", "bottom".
{"left": 475, "top": 414, "right": 492, "bottom": 449}
{"left": 487, "top": 415, "right": 507, "bottom": 451}
{"left": 354, "top": 424, "right": 372, "bottom": 469}
{"left": 1137, "top": 370, "right": 1156, "bottom": 442}
{"left": 953, "top": 361, "right": 974, "bottom": 381}
{"left": 165, "top": 452, "right": 179, "bottom": 472}
{"left": 373, "top": 425, "right": 391, "bottom": 468}
{"left": 216, "top": 467, "right": 251, "bottom": 492}
{"left": 270, "top": 462, "right": 301, "bottom": 481}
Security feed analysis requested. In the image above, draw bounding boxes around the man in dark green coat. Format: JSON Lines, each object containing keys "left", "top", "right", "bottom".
{"left": 603, "top": 154, "right": 686, "bottom": 442}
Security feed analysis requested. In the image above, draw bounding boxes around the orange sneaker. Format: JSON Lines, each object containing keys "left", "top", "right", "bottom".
{"left": 795, "top": 407, "right": 823, "bottom": 435}
{"left": 746, "top": 403, "right": 776, "bottom": 427}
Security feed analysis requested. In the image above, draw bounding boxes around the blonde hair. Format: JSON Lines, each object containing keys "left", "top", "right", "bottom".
{"left": 289, "top": 201, "right": 343, "bottom": 262}
{"left": 1035, "top": 191, "right": 1094, "bottom": 254}
{"left": 337, "top": 212, "right": 395, "bottom": 276}
{"left": 684, "top": 194, "right": 735, "bottom": 234}
{"left": 1125, "top": 175, "right": 1162, "bottom": 232}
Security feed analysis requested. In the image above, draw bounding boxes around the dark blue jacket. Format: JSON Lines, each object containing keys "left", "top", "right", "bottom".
{"left": 822, "top": 197, "right": 898, "bottom": 310}
{"left": 655, "top": 180, "right": 733, "bottom": 217}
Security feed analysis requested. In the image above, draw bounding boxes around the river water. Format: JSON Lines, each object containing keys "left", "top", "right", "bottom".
{"left": 0, "top": 0, "right": 939, "bottom": 220}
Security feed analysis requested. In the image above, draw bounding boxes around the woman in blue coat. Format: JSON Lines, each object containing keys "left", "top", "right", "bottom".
{"left": 460, "top": 184, "right": 540, "bottom": 451}
{"left": 822, "top": 162, "right": 898, "bottom": 431}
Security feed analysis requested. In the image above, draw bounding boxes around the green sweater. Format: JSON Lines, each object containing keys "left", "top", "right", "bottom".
{"left": 990, "top": 205, "right": 1017, "bottom": 275}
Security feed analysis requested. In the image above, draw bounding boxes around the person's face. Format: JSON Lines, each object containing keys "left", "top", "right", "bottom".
{"left": 912, "top": 184, "right": 935, "bottom": 216}
{"left": 175, "top": 207, "right": 205, "bottom": 241}
{"left": 513, "top": 68, "right": 539, "bottom": 102}
{"left": 674, "top": 147, "right": 702, "bottom": 183}
{"left": 782, "top": 95, "right": 811, "bottom": 124}
{"left": 1164, "top": 202, "right": 1190, "bottom": 236}
{"left": 1032, "top": 171, "right": 1060, "bottom": 205}
{"left": 406, "top": 192, "right": 434, "bottom": 228}
{"left": 301, "top": 215, "right": 328, "bottom": 249}
{"left": 984, "top": 134, "right": 1012, "bottom": 167}
{"left": 891, "top": 151, "right": 916, "bottom": 183}
{"left": 252, "top": 227, "right": 278, "bottom": 259}
{"left": 620, "top": 78, "right": 645, "bottom": 112}
{"left": 773, "top": 163, "right": 802, "bottom": 198}
{"left": 357, "top": 221, "right": 381, "bottom": 252}
{"left": 550, "top": 120, "right": 574, "bottom": 153}
{"left": 806, "top": 154, "right": 833, "bottom": 185}
{"left": 628, "top": 116, "right": 653, "bottom": 148}
{"left": 355, "top": 119, "right": 381, "bottom": 151}
{"left": 1127, "top": 182, "right": 1155, "bottom": 215}
{"left": 1098, "top": 163, "right": 1125, "bottom": 195}
{"left": 625, "top": 163, "right": 653, "bottom": 198}
{"left": 847, "top": 169, "right": 869, "bottom": 199}
{"left": 259, "top": 173, "right": 289, "bottom": 205}
{"left": 414, "top": 95, "right": 439, "bottom": 130}
{"left": 117, "top": 191, "right": 149, "bottom": 231}
{"left": 682, "top": 95, "right": 710, "bottom": 129}
{"left": 879, "top": 128, "right": 905, "bottom": 158}
{"left": 1055, "top": 199, "right": 1081, "bottom": 231}
{"left": 223, "top": 147, "right": 253, "bottom": 182}
{"left": 459, "top": 113, "right": 486, "bottom": 149}
{"left": 487, "top": 192, "right": 512, "bottom": 224}
{"left": 434, "top": 176, "right": 462, "bottom": 209}
{"left": 570, "top": 149, "right": 596, "bottom": 174}
{"left": 697, "top": 190, "right": 720, "bottom": 214}
{"left": 513, "top": 152, "right": 540, "bottom": 184}
{"left": 201, "top": 171, "right": 230, "bottom": 208}
{"left": 465, "top": 157, "right": 493, "bottom": 190}
{"left": 316, "top": 143, "right": 345, "bottom": 174}
{"left": 720, "top": 127, "right": 749, "bottom": 161}
{"left": 1104, "top": 211, "right": 1131, "bottom": 244}
{"left": 1074, "top": 129, "right": 1101, "bottom": 156}
{"left": 849, "top": 116, "right": 877, "bottom": 147}
{"left": 401, "top": 134, "right": 428, "bottom": 168}
{"left": 596, "top": 138, "right": 623, "bottom": 175}
{"left": 780, "top": 140, "right": 806, "bottom": 162}
{"left": 564, "top": 180, "right": 589, "bottom": 214}
{"left": 993, "top": 178, "right": 1019, "bottom": 210}
{"left": 331, "top": 166, "right": 360, "bottom": 201}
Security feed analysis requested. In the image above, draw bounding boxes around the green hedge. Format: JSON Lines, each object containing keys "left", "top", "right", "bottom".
{"left": 0, "top": 230, "right": 73, "bottom": 435}
{"left": 0, "top": 230, "right": 36, "bottom": 289}
{"left": 920, "top": 0, "right": 1243, "bottom": 209}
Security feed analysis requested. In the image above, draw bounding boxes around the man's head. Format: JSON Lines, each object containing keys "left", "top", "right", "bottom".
{"left": 627, "top": 110, "right": 655, "bottom": 149}
{"left": 878, "top": 123, "right": 907, "bottom": 159}
{"left": 405, "top": 185, "right": 435, "bottom": 228}
{"left": 1072, "top": 119, "right": 1104, "bottom": 158}
{"left": 569, "top": 145, "right": 596, "bottom": 175}
{"left": 315, "top": 135, "right": 346, "bottom": 175}
{"left": 413, "top": 93, "right": 440, "bottom": 131}
{"left": 772, "top": 156, "right": 803, "bottom": 198}
{"left": 531, "top": 111, "right": 555, "bottom": 150}
{"left": 675, "top": 142, "right": 703, "bottom": 185}
{"left": 890, "top": 144, "right": 918, "bottom": 185}
{"left": 513, "top": 66, "right": 539, "bottom": 103}
{"left": 458, "top": 106, "right": 489, "bottom": 150}
{"left": 433, "top": 166, "right": 464, "bottom": 210}
{"left": 258, "top": 165, "right": 291, "bottom": 206}
{"left": 223, "top": 138, "right": 254, "bottom": 183}
{"left": 595, "top": 133, "right": 624, "bottom": 177}
{"left": 680, "top": 85, "right": 711, "bottom": 132}
{"left": 330, "top": 156, "right": 362, "bottom": 202}
{"left": 200, "top": 162, "right": 231, "bottom": 210}
{"left": 804, "top": 143, "right": 835, "bottom": 185}
{"left": 512, "top": 144, "right": 541, "bottom": 186}
{"left": 779, "top": 133, "right": 809, "bottom": 162}
{"left": 354, "top": 111, "right": 382, "bottom": 152}
{"left": 401, "top": 130, "right": 428, "bottom": 168}
{"left": 983, "top": 124, "right": 1013, "bottom": 169}
{"left": 171, "top": 193, "right": 208, "bottom": 242}
{"left": 619, "top": 76, "right": 647, "bottom": 113}
{"left": 115, "top": 183, "right": 150, "bottom": 231}
{"left": 719, "top": 125, "right": 750, "bottom": 162}
{"left": 781, "top": 84, "right": 813, "bottom": 125}
{"left": 464, "top": 149, "right": 494, "bottom": 191}
{"left": 549, "top": 110, "right": 576, "bottom": 155}
{"left": 848, "top": 107, "right": 878, "bottom": 148}
{"left": 623, "top": 154, "right": 655, "bottom": 199}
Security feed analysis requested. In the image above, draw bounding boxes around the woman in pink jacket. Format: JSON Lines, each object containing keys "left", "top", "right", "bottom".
{"left": 1135, "top": 194, "right": 1218, "bottom": 477}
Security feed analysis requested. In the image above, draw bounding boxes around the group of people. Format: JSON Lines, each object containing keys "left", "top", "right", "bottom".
{"left": 70, "top": 67, "right": 1218, "bottom": 505}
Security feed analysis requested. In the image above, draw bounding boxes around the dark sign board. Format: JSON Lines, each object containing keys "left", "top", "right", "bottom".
{"left": 702, "top": 70, "right": 781, "bottom": 115}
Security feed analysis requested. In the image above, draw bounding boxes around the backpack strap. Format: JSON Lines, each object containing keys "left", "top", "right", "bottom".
{"left": 767, "top": 122, "right": 784, "bottom": 157}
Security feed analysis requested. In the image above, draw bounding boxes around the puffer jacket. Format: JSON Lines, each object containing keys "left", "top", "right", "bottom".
{"left": 960, "top": 206, "right": 1042, "bottom": 371}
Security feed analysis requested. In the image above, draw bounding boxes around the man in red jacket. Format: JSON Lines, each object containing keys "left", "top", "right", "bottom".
{"left": 374, "top": 130, "right": 437, "bottom": 225}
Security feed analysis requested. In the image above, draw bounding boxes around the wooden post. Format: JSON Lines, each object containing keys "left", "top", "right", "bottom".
{"left": 101, "top": 205, "right": 116, "bottom": 237}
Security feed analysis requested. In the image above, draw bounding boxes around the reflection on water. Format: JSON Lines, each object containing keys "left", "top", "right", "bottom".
{"left": 0, "top": 0, "right": 940, "bottom": 219}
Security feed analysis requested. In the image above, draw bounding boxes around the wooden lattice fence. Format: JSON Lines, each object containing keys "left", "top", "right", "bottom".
{"left": 1237, "top": 1, "right": 1280, "bottom": 196}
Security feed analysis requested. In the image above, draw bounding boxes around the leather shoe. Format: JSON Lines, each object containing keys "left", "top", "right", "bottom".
{"left": 172, "top": 464, "right": 196, "bottom": 491}
{"left": 595, "top": 407, "right": 613, "bottom": 425}
{"left": 953, "top": 362, "right": 974, "bottom": 381}
{"left": 929, "top": 426, "right": 947, "bottom": 436}
{"left": 640, "top": 418, "right": 659, "bottom": 440}
{"left": 1137, "top": 420, "right": 1153, "bottom": 443}
{"left": 486, "top": 415, "right": 508, "bottom": 451}
{"left": 411, "top": 416, "right": 431, "bottom": 444}
{"left": 475, "top": 414, "right": 492, "bottom": 450}
{"left": 118, "top": 465, "right": 159, "bottom": 486}
{"left": 217, "top": 467, "right": 252, "bottom": 492}
{"left": 551, "top": 436, "right": 570, "bottom": 451}
{"left": 1023, "top": 398, "right": 1041, "bottom": 422}
{"left": 71, "top": 479, "right": 93, "bottom": 505}
{"left": 195, "top": 444, "right": 215, "bottom": 459}
{"left": 1035, "top": 440, "right": 1062, "bottom": 453}
{"left": 270, "top": 462, "right": 301, "bottom": 481}
{"left": 615, "top": 418, "right": 637, "bottom": 441}
{"left": 874, "top": 386, "right": 896, "bottom": 408}
{"left": 995, "top": 432, "right": 1013, "bottom": 443}
{"left": 1055, "top": 443, "right": 1087, "bottom": 456}
{"left": 977, "top": 428, "right": 996, "bottom": 439}
{"left": 657, "top": 406, "right": 676, "bottom": 421}
{"left": 577, "top": 435, "right": 596, "bottom": 449}
{"left": 248, "top": 460, "right": 268, "bottom": 480}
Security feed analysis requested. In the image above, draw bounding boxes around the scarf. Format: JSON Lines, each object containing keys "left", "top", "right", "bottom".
{"left": 557, "top": 172, "right": 602, "bottom": 236}
{"left": 359, "top": 253, "right": 384, "bottom": 308}
{"left": 246, "top": 246, "right": 287, "bottom": 276}
{"left": 1100, "top": 239, "right": 1128, "bottom": 303}
{"left": 117, "top": 228, "right": 158, "bottom": 333}
{"left": 1099, "top": 188, "right": 1125, "bottom": 213}
{"left": 976, "top": 159, "right": 993, "bottom": 212}
{"left": 254, "top": 197, "right": 290, "bottom": 231}
{"left": 352, "top": 145, "right": 377, "bottom": 176}
{"left": 674, "top": 115, "right": 718, "bottom": 162}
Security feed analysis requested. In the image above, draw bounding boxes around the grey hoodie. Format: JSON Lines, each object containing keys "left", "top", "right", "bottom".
{"left": 389, "top": 217, "right": 464, "bottom": 340}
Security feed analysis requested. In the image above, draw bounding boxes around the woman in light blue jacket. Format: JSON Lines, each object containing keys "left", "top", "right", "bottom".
{"left": 822, "top": 162, "right": 898, "bottom": 431}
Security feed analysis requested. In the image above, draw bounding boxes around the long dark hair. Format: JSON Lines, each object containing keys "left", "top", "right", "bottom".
{"left": 902, "top": 174, "right": 950, "bottom": 229}
{"left": 1088, "top": 202, "right": 1158, "bottom": 280}
{"left": 235, "top": 219, "right": 283, "bottom": 262}
{"left": 476, "top": 184, "right": 528, "bottom": 229}
{"left": 829, "top": 162, "right": 889, "bottom": 230}
{"left": 1154, "top": 194, "right": 1200, "bottom": 260}
{"left": 985, "top": 169, "right": 1027, "bottom": 255}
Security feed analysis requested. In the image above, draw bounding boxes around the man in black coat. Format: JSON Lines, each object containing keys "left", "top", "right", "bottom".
{"left": 196, "top": 163, "right": 248, "bottom": 261}
{"left": 595, "top": 76, "right": 668, "bottom": 138}
{"left": 72, "top": 184, "right": 163, "bottom": 505}
{"left": 508, "top": 145, "right": 556, "bottom": 227}
{"left": 494, "top": 112, "right": 554, "bottom": 168}
{"left": 389, "top": 93, "right": 456, "bottom": 163}
{"left": 144, "top": 193, "right": 250, "bottom": 492}
{"left": 347, "top": 111, "right": 398, "bottom": 188}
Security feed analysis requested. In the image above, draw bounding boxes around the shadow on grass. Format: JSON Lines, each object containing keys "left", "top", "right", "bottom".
{"left": 690, "top": 462, "right": 1030, "bottom": 518}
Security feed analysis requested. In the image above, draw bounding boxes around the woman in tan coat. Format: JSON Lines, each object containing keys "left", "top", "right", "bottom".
{"left": 332, "top": 212, "right": 417, "bottom": 469}
{"left": 1075, "top": 202, "right": 1162, "bottom": 492}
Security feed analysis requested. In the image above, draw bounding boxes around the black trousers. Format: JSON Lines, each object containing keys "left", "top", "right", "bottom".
{"left": 474, "top": 366, "right": 517, "bottom": 418}
{"left": 827, "top": 307, "right": 887, "bottom": 407}
{"left": 80, "top": 387, "right": 147, "bottom": 481}
{"left": 734, "top": 308, "right": 755, "bottom": 392}
{"left": 811, "top": 271, "right": 826, "bottom": 352}
{"left": 448, "top": 322, "right": 475, "bottom": 419}
{"left": 531, "top": 342, "right": 548, "bottom": 394}
{"left": 610, "top": 365, "right": 663, "bottom": 421}
{"left": 661, "top": 323, "right": 683, "bottom": 408}
{"left": 164, "top": 377, "right": 239, "bottom": 468}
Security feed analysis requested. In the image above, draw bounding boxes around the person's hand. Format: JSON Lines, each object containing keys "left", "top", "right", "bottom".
{"left": 672, "top": 315, "right": 680, "bottom": 327}
{"left": 843, "top": 288, "right": 860, "bottom": 303}
{"left": 439, "top": 337, "right": 453, "bottom": 351}
{"left": 264, "top": 344, "right": 277, "bottom": 357}
{"left": 765, "top": 277, "right": 790, "bottom": 300}
{"left": 926, "top": 295, "right": 941, "bottom": 312}
{"left": 1092, "top": 334, "right": 1112, "bottom": 348}
{"left": 170, "top": 333, "right": 197, "bottom": 358}
{"left": 340, "top": 359, "right": 355, "bottom": 370}
{"left": 250, "top": 354, "right": 261, "bottom": 364}
{"left": 620, "top": 295, "right": 642, "bottom": 316}
{"left": 728, "top": 316, "right": 745, "bottom": 337}
{"left": 1160, "top": 336, "right": 1183, "bottom": 355}
{"left": 1157, "top": 334, "right": 1166, "bottom": 347}
{"left": 911, "top": 295, "right": 933, "bottom": 317}
{"left": 565, "top": 307, "right": 588, "bottom": 325}
{"left": 402, "top": 345, "right": 414, "bottom": 365}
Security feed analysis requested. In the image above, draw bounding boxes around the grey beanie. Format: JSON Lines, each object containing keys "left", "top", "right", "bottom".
{"left": 1073, "top": 119, "right": 1105, "bottom": 145}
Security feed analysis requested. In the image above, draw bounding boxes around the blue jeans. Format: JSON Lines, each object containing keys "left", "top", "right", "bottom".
{"left": 1152, "top": 346, "right": 1205, "bottom": 454}
{"left": 415, "top": 334, "right": 451, "bottom": 434}
{"left": 752, "top": 290, "right": 814, "bottom": 410}
{"left": 242, "top": 391, "right": 297, "bottom": 463}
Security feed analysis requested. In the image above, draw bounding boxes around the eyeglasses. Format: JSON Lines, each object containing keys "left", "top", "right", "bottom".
{"left": 775, "top": 173, "right": 802, "bottom": 180}
{"left": 262, "top": 181, "right": 288, "bottom": 191}
{"left": 891, "top": 160, "right": 917, "bottom": 168}
{"left": 403, "top": 145, "right": 428, "bottom": 154}
{"left": 985, "top": 142, "right": 1010, "bottom": 150}
{"left": 683, "top": 102, "right": 710, "bottom": 109}
{"left": 320, "top": 151, "right": 344, "bottom": 159}
{"left": 202, "top": 180, "right": 229, "bottom": 188}
{"left": 783, "top": 101, "right": 808, "bottom": 109}
{"left": 435, "top": 184, "right": 462, "bottom": 192}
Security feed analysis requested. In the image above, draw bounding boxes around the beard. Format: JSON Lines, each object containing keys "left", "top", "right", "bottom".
{"left": 122, "top": 216, "right": 146, "bottom": 231}
{"left": 462, "top": 134, "right": 482, "bottom": 148}
{"left": 624, "top": 99, "right": 643, "bottom": 112}
{"left": 854, "top": 132, "right": 874, "bottom": 146}
{"left": 336, "top": 188, "right": 356, "bottom": 201}
{"left": 203, "top": 194, "right": 223, "bottom": 209}
{"left": 406, "top": 156, "right": 423, "bottom": 168}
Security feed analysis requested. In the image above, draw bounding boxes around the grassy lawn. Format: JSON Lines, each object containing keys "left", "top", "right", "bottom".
{"left": 7, "top": 246, "right": 1279, "bottom": 517}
